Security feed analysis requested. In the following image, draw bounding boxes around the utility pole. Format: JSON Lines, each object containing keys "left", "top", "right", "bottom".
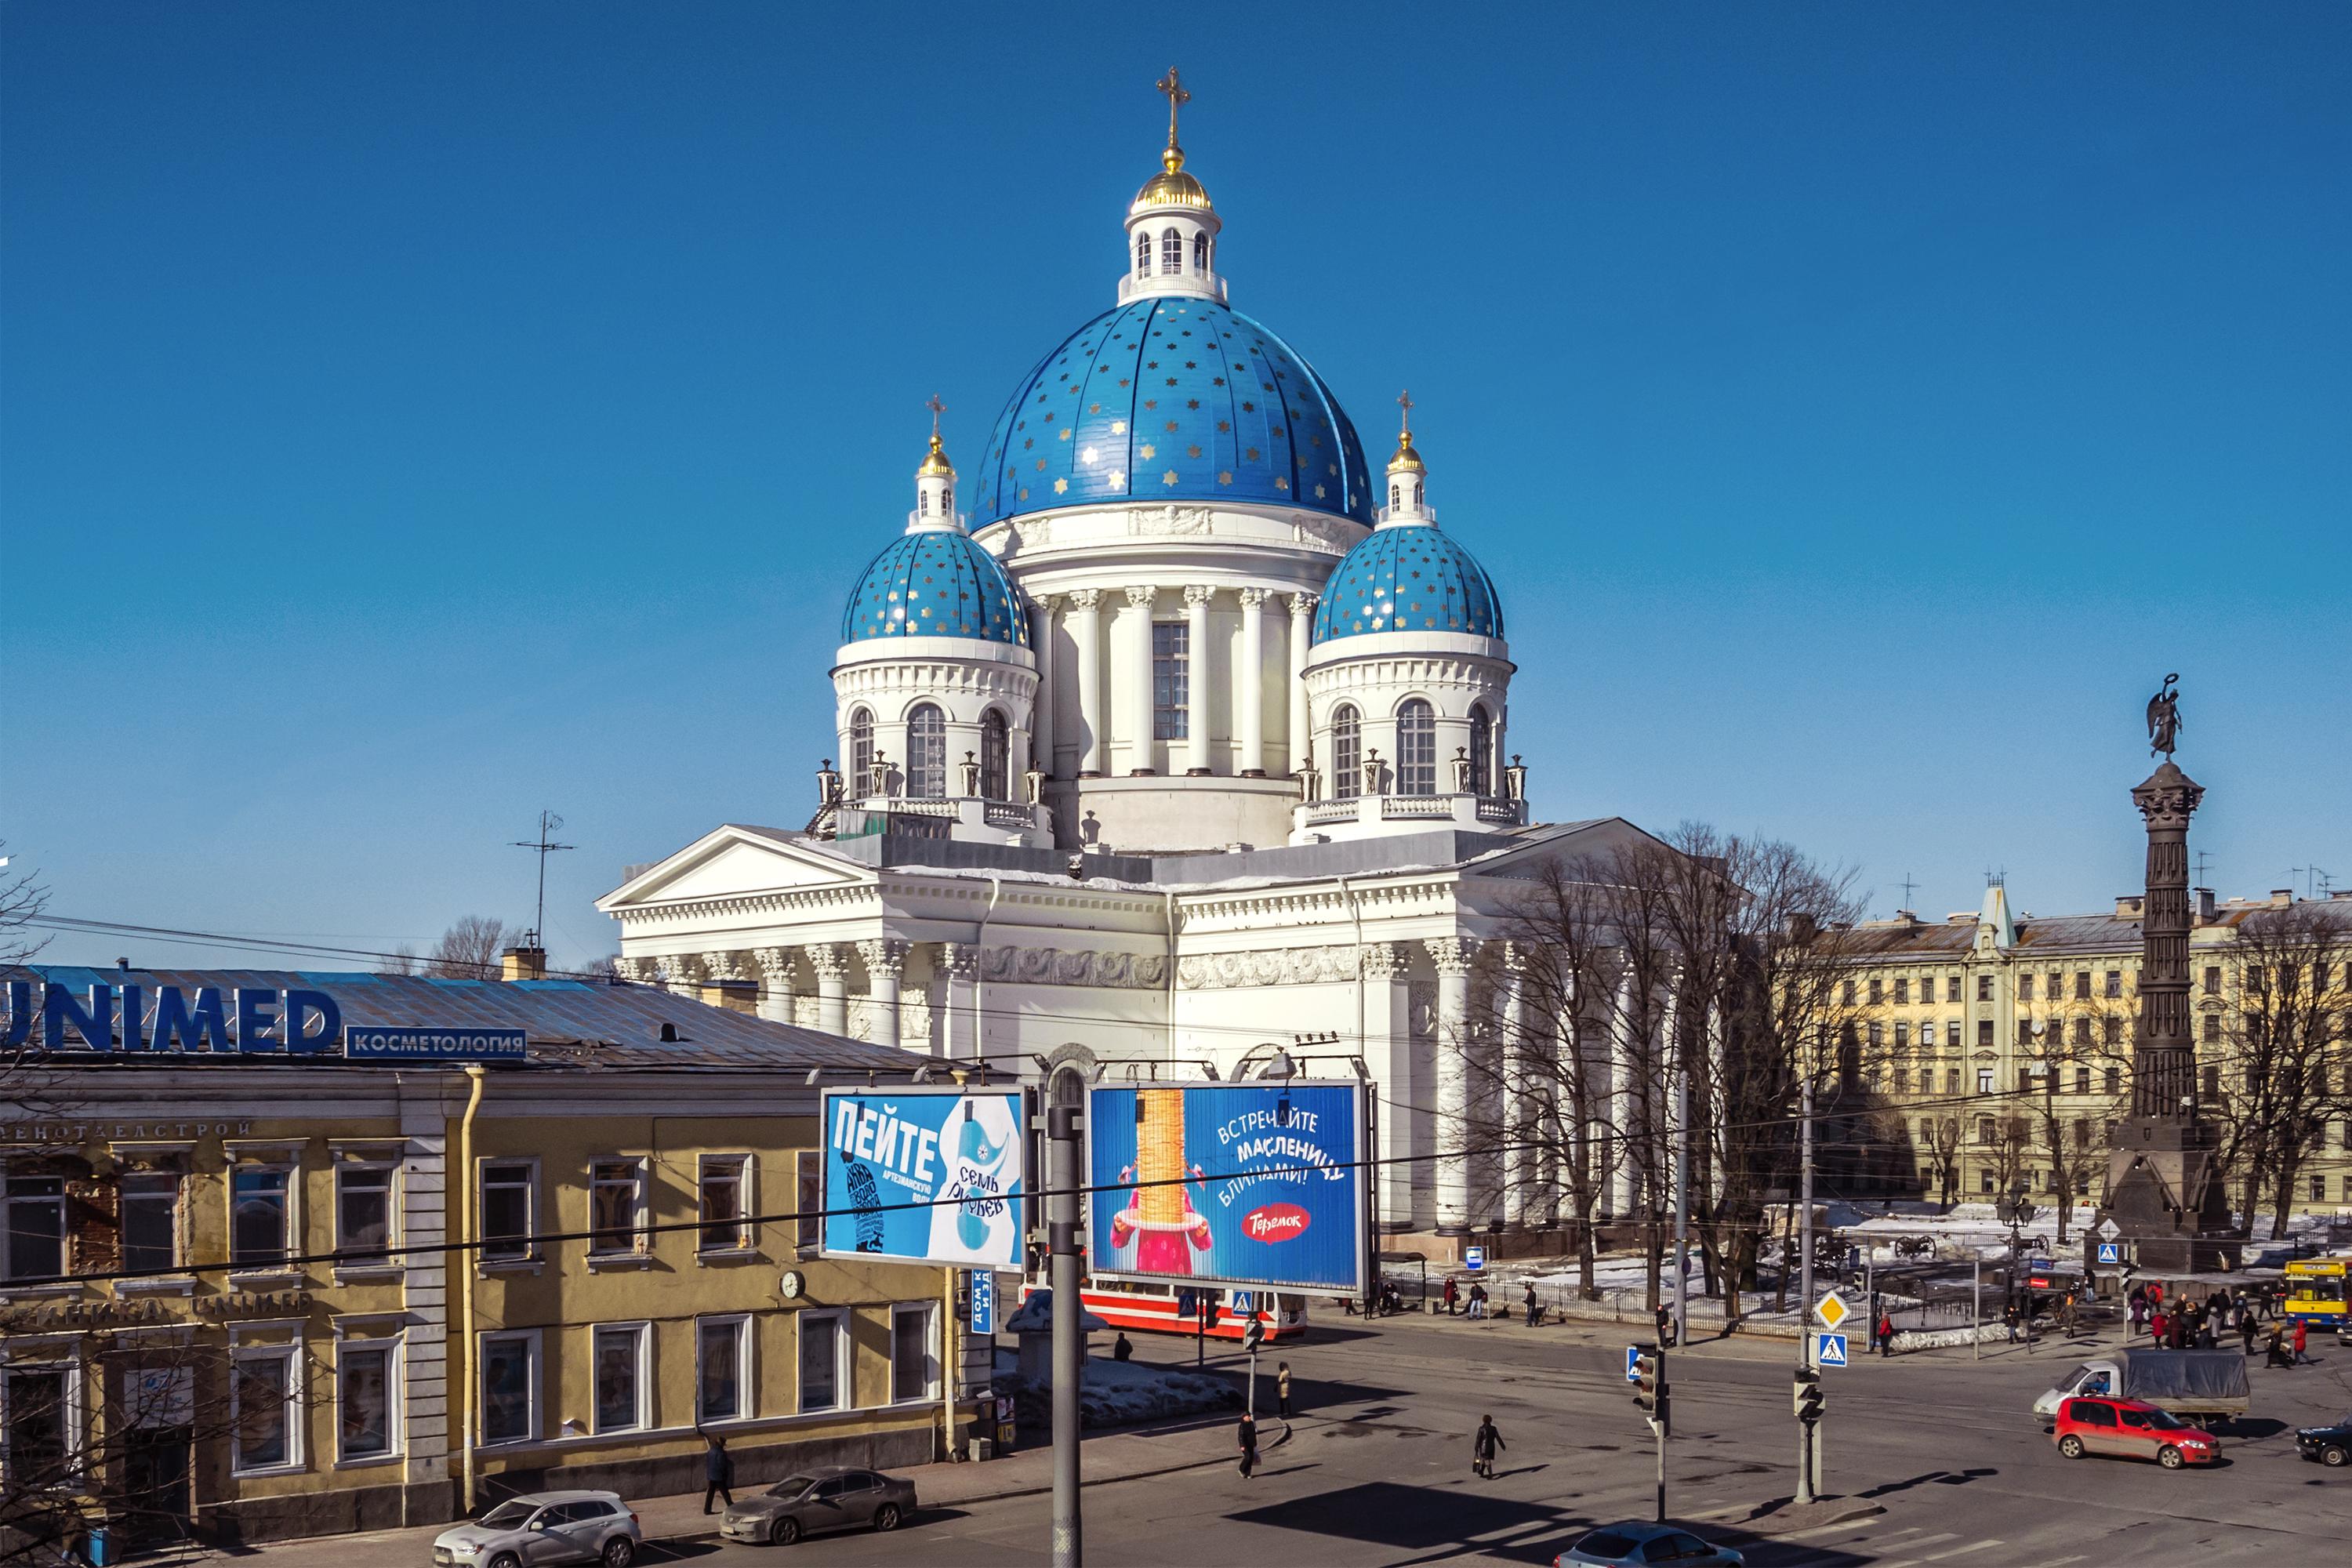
{"left": 508, "top": 810, "right": 575, "bottom": 951}
{"left": 1047, "top": 1103, "right": 1083, "bottom": 1568}
{"left": 1795, "top": 1077, "right": 1817, "bottom": 1504}
{"left": 1673, "top": 1070, "right": 1690, "bottom": 1350}
{"left": 1972, "top": 1251, "right": 1982, "bottom": 1363}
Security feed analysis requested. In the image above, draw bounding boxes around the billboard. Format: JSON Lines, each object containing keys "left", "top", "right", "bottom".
{"left": 1087, "top": 1081, "right": 1367, "bottom": 1295}
{"left": 820, "top": 1087, "right": 1025, "bottom": 1269}
{"left": 345, "top": 1025, "right": 526, "bottom": 1062}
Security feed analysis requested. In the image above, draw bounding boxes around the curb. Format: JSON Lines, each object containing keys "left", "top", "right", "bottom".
{"left": 1737, "top": 1499, "right": 1887, "bottom": 1536}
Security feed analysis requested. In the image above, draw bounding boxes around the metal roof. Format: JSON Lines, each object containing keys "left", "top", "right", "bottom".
{"left": 19, "top": 967, "right": 924, "bottom": 1073}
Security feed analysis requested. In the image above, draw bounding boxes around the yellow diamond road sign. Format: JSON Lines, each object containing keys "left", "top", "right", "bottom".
{"left": 1814, "top": 1290, "right": 1849, "bottom": 1330}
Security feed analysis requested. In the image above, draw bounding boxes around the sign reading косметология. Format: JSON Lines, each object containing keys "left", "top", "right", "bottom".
{"left": 1087, "top": 1081, "right": 1367, "bottom": 1296}
{"left": 819, "top": 1087, "right": 1026, "bottom": 1269}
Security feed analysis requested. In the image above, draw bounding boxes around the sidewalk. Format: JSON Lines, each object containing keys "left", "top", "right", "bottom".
{"left": 212, "top": 1418, "right": 1254, "bottom": 1568}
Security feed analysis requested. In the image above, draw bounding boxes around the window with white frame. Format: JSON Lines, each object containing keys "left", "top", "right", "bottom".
{"left": 478, "top": 1330, "right": 538, "bottom": 1445}
{"left": 1330, "top": 706, "right": 1361, "bottom": 800}
{"left": 1160, "top": 227, "right": 1181, "bottom": 274}
{"left": 592, "top": 1323, "right": 648, "bottom": 1434}
{"left": 1395, "top": 699, "right": 1436, "bottom": 796}
{"left": 589, "top": 1159, "right": 645, "bottom": 1254}
{"left": 480, "top": 1161, "right": 536, "bottom": 1262}
{"left": 231, "top": 1346, "right": 300, "bottom": 1473}
{"left": 2, "top": 1364, "right": 76, "bottom": 1486}
{"left": 848, "top": 708, "right": 875, "bottom": 793}
{"left": 795, "top": 1151, "right": 822, "bottom": 1250}
{"left": 337, "top": 1163, "right": 394, "bottom": 1259}
{"left": 338, "top": 1339, "right": 397, "bottom": 1461}
{"left": 4, "top": 1174, "right": 67, "bottom": 1281}
{"left": 229, "top": 1165, "right": 291, "bottom": 1268}
{"left": 891, "top": 1303, "right": 938, "bottom": 1403}
{"left": 697, "top": 1315, "right": 751, "bottom": 1423}
{"left": 1134, "top": 231, "right": 1150, "bottom": 279}
{"left": 906, "top": 704, "right": 948, "bottom": 799}
{"left": 798, "top": 1310, "right": 845, "bottom": 1413}
{"left": 119, "top": 1171, "right": 181, "bottom": 1274}
{"left": 1151, "top": 622, "right": 1189, "bottom": 741}
{"left": 699, "top": 1156, "right": 750, "bottom": 1253}
{"left": 1468, "top": 706, "right": 1494, "bottom": 797}
{"left": 1192, "top": 231, "right": 1209, "bottom": 274}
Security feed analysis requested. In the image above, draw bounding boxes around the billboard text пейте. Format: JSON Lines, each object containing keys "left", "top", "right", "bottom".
{"left": 1087, "top": 1081, "right": 1366, "bottom": 1295}
{"left": 819, "top": 1087, "right": 1025, "bottom": 1269}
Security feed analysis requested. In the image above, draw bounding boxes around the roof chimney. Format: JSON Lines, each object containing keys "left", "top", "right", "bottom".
{"left": 2114, "top": 895, "right": 2144, "bottom": 920}
{"left": 2270, "top": 888, "right": 2294, "bottom": 909}
{"left": 500, "top": 943, "right": 548, "bottom": 982}
{"left": 699, "top": 978, "right": 760, "bottom": 1016}
{"left": 2194, "top": 887, "right": 2216, "bottom": 922}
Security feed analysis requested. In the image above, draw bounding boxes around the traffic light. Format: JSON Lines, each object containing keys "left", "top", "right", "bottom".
{"left": 1632, "top": 1345, "right": 1663, "bottom": 1415}
{"left": 1243, "top": 1315, "right": 1265, "bottom": 1354}
{"left": 1792, "top": 1366, "right": 1824, "bottom": 1424}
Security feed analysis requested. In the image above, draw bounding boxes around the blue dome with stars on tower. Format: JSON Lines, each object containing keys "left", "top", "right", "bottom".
{"left": 965, "top": 297, "right": 1375, "bottom": 531}
{"left": 840, "top": 426, "right": 1032, "bottom": 648}
{"left": 1312, "top": 408, "right": 1504, "bottom": 644}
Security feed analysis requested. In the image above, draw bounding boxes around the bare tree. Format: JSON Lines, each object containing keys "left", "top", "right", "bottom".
{"left": 1925, "top": 1116, "right": 1964, "bottom": 1207}
{"left": 2, "top": 841, "right": 57, "bottom": 1121}
{"left": 2205, "top": 902, "right": 2352, "bottom": 1239}
{"left": 0, "top": 841, "right": 47, "bottom": 974}
{"left": 2021, "top": 989, "right": 2134, "bottom": 1243}
{"left": 423, "top": 915, "right": 515, "bottom": 979}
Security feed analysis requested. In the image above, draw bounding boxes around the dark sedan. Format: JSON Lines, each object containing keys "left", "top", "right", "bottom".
{"left": 2295, "top": 1414, "right": 2352, "bottom": 1468}
{"left": 717, "top": 1466, "right": 915, "bottom": 1545}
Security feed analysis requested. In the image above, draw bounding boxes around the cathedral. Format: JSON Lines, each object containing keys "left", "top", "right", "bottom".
{"left": 598, "top": 78, "right": 1668, "bottom": 1258}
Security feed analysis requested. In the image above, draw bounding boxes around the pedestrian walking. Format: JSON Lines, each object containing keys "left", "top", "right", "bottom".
{"left": 1443, "top": 1276, "right": 1461, "bottom": 1316}
{"left": 2265, "top": 1327, "right": 2292, "bottom": 1369}
{"left": 1875, "top": 1312, "right": 1896, "bottom": 1357}
{"left": 2240, "top": 1312, "right": 2259, "bottom": 1356}
{"left": 2129, "top": 1286, "right": 2147, "bottom": 1334}
{"left": 1237, "top": 1411, "right": 1258, "bottom": 1478}
{"left": 2148, "top": 1308, "right": 2168, "bottom": 1347}
{"left": 1468, "top": 1282, "right": 1489, "bottom": 1320}
{"left": 1472, "top": 1414, "right": 1506, "bottom": 1479}
{"left": 2292, "top": 1319, "right": 2310, "bottom": 1365}
{"left": 701, "top": 1432, "right": 735, "bottom": 1514}
{"left": 1112, "top": 1331, "right": 1133, "bottom": 1362}
{"left": 2005, "top": 1301, "right": 2021, "bottom": 1345}
{"left": 1276, "top": 1361, "right": 1293, "bottom": 1419}
{"left": 1523, "top": 1282, "right": 1544, "bottom": 1327}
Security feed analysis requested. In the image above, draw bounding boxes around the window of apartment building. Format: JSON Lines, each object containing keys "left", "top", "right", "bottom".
{"left": 1918, "top": 1118, "right": 1935, "bottom": 1144}
{"left": 796, "top": 1151, "right": 822, "bottom": 1250}
{"left": 1946, "top": 1069, "right": 1962, "bottom": 1094}
{"left": 2312, "top": 1174, "right": 2328, "bottom": 1203}
{"left": 230, "top": 1166, "right": 291, "bottom": 1267}
{"left": 477, "top": 1162, "right": 537, "bottom": 1264}
{"left": 699, "top": 1156, "right": 752, "bottom": 1252}
{"left": 1151, "top": 622, "right": 1189, "bottom": 741}
{"left": 698, "top": 1315, "right": 751, "bottom": 1424}
{"left": 2074, "top": 1118, "right": 2092, "bottom": 1150}
{"left": 1976, "top": 975, "right": 1994, "bottom": 1002}
{"left": 1867, "top": 978, "right": 1883, "bottom": 1004}
{"left": 2018, "top": 973, "right": 2034, "bottom": 1001}
{"left": 1893, "top": 1068, "right": 1910, "bottom": 1093}
{"left": 1947, "top": 1018, "right": 1962, "bottom": 1047}
{"left": 1841, "top": 980, "right": 1856, "bottom": 1007}
{"left": 892, "top": 1303, "right": 940, "bottom": 1403}
{"left": 1893, "top": 1023, "right": 1910, "bottom": 1049}
{"left": 2103, "top": 1017, "right": 2122, "bottom": 1047}
{"left": 479, "top": 1330, "right": 539, "bottom": 1445}
{"left": 2074, "top": 1018, "right": 2093, "bottom": 1047}
{"left": 2074, "top": 971, "right": 2092, "bottom": 1000}
{"left": 2, "top": 1364, "right": 75, "bottom": 1484}
{"left": 2108, "top": 1066, "right": 2123, "bottom": 1095}
{"left": 799, "top": 1310, "right": 846, "bottom": 1414}
{"left": 4, "top": 1174, "right": 67, "bottom": 1282}
{"left": 2246, "top": 965, "right": 2267, "bottom": 994}
{"left": 593, "top": 1323, "right": 649, "bottom": 1433}
{"left": 2203, "top": 966, "right": 2221, "bottom": 995}
{"left": 231, "top": 1346, "right": 300, "bottom": 1474}
{"left": 1980, "top": 1171, "right": 1996, "bottom": 1194}
{"left": 2075, "top": 1065, "right": 2091, "bottom": 1094}
{"left": 1867, "top": 1022, "right": 1883, "bottom": 1050}
{"left": 1974, "top": 1116, "right": 1994, "bottom": 1144}
{"left": 2016, "top": 1020, "right": 2033, "bottom": 1046}
{"left": 1918, "top": 1021, "right": 1936, "bottom": 1048}
{"left": 2203, "top": 1015, "right": 2221, "bottom": 1044}
{"left": 339, "top": 1339, "right": 397, "bottom": 1461}
{"left": 1893, "top": 978, "right": 1908, "bottom": 1005}
{"left": 1977, "top": 1069, "right": 1994, "bottom": 1095}
{"left": 1977, "top": 1020, "right": 1994, "bottom": 1048}
{"left": 590, "top": 1159, "right": 646, "bottom": 1255}
{"left": 2018, "top": 1068, "right": 2034, "bottom": 1094}
{"left": 120, "top": 1171, "right": 180, "bottom": 1274}
{"left": 337, "top": 1163, "right": 394, "bottom": 1259}
{"left": 2104, "top": 970, "right": 2123, "bottom": 999}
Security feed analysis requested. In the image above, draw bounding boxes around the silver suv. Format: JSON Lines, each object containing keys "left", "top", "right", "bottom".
{"left": 433, "top": 1491, "right": 641, "bottom": 1568}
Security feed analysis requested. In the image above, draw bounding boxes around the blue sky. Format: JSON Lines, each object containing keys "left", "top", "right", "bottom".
{"left": 5, "top": 3, "right": 2347, "bottom": 971}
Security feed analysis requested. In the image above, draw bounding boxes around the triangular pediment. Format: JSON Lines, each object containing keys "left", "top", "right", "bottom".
{"left": 596, "top": 824, "right": 872, "bottom": 911}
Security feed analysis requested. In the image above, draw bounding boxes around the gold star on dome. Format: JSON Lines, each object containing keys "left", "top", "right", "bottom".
{"left": 1139, "top": 443, "right": 1156, "bottom": 459}
{"left": 1112, "top": 420, "right": 1127, "bottom": 434}
{"left": 1162, "top": 470, "right": 1179, "bottom": 485}
{"left": 1053, "top": 478, "right": 1069, "bottom": 494}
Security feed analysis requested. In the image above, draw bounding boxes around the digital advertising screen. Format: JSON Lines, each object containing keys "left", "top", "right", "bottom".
{"left": 820, "top": 1087, "right": 1025, "bottom": 1269}
{"left": 1086, "top": 1080, "right": 1367, "bottom": 1295}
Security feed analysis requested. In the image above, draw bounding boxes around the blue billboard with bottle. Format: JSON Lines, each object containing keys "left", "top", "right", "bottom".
{"left": 819, "top": 1087, "right": 1026, "bottom": 1269}
{"left": 1086, "top": 1081, "right": 1367, "bottom": 1294}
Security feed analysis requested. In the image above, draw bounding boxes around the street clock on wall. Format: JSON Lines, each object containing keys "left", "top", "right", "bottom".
{"left": 779, "top": 1270, "right": 805, "bottom": 1301}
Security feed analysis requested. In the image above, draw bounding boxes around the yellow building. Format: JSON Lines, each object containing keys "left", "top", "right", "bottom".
{"left": 0, "top": 964, "right": 980, "bottom": 1549}
{"left": 1836, "top": 886, "right": 2352, "bottom": 1214}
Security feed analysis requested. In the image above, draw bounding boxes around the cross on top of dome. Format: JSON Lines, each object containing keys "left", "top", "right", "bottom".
{"left": 1125, "top": 69, "right": 1223, "bottom": 305}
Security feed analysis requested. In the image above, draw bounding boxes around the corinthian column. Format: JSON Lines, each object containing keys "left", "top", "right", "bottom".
{"left": 1125, "top": 586, "right": 1158, "bottom": 775}
{"left": 1287, "top": 593, "right": 1316, "bottom": 778}
{"left": 1183, "top": 586, "right": 1214, "bottom": 775}
{"left": 857, "top": 939, "right": 909, "bottom": 1048}
{"left": 808, "top": 945, "right": 851, "bottom": 1037}
{"left": 754, "top": 947, "right": 798, "bottom": 1025}
{"left": 1427, "top": 936, "right": 1478, "bottom": 1236}
{"left": 1069, "top": 590, "right": 1104, "bottom": 776}
{"left": 1500, "top": 945, "right": 1533, "bottom": 1231}
{"left": 1238, "top": 588, "right": 1267, "bottom": 777}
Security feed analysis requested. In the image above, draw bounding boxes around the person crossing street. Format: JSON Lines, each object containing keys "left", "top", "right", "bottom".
{"left": 1237, "top": 1411, "right": 1259, "bottom": 1478}
{"left": 1472, "top": 1414, "right": 1505, "bottom": 1479}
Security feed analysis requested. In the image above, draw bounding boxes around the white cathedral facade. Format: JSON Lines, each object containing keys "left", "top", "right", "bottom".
{"left": 597, "top": 88, "right": 1668, "bottom": 1258}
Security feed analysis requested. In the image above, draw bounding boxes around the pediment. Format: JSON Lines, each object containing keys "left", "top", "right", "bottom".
{"left": 596, "top": 825, "right": 871, "bottom": 911}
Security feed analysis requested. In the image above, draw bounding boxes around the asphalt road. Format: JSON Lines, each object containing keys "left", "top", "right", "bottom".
{"left": 662, "top": 1310, "right": 2352, "bottom": 1566}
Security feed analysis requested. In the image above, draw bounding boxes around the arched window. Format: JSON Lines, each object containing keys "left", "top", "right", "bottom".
{"left": 1134, "top": 231, "right": 1150, "bottom": 278}
{"left": 980, "top": 710, "right": 1010, "bottom": 800}
{"left": 1192, "top": 232, "right": 1209, "bottom": 274}
{"left": 1468, "top": 706, "right": 1494, "bottom": 797}
{"left": 1389, "top": 483, "right": 1401, "bottom": 510}
{"left": 848, "top": 709, "right": 874, "bottom": 794}
{"left": 1160, "top": 227, "right": 1182, "bottom": 274}
{"left": 1331, "top": 705, "right": 1361, "bottom": 800}
{"left": 906, "top": 704, "right": 947, "bottom": 798}
{"left": 1396, "top": 699, "right": 1436, "bottom": 797}
{"left": 918, "top": 488, "right": 929, "bottom": 517}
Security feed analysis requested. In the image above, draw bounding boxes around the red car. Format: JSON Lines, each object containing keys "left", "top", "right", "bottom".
{"left": 2053, "top": 1396, "right": 2220, "bottom": 1468}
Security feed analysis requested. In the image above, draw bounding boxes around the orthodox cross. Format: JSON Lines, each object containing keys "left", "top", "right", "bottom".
{"left": 509, "top": 810, "right": 575, "bottom": 952}
{"left": 926, "top": 393, "right": 946, "bottom": 437}
{"left": 1156, "top": 67, "right": 1189, "bottom": 149}
{"left": 1397, "top": 388, "right": 1414, "bottom": 437}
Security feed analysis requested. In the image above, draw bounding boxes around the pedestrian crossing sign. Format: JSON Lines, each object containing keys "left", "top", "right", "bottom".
{"left": 2096, "top": 1242, "right": 2122, "bottom": 1265}
{"left": 1817, "top": 1331, "right": 1849, "bottom": 1367}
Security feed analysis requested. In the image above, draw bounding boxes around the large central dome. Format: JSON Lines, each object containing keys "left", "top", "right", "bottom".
{"left": 966, "top": 297, "right": 1374, "bottom": 531}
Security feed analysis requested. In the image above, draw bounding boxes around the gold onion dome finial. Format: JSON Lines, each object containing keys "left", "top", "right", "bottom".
{"left": 1388, "top": 389, "right": 1425, "bottom": 475}
{"left": 918, "top": 394, "right": 954, "bottom": 476}
{"left": 1134, "top": 67, "right": 1211, "bottom": 212}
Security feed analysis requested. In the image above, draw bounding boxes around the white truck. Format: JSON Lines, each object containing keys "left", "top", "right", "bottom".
{"left": 2033, "top": 1348, "right": 2252, "bottom": 1428}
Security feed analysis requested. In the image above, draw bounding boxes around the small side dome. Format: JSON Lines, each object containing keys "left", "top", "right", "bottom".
{"left": 1387, "top": 428, "right": 1425, "bottom": 476}
{"left": 917, "top": 430, "right": 955, "bottom": 477}
{"left": 1134, "top": 151, "right": 1213, "bottom": 215}
{"left": 842, "top": 531, "right": 1030, "bottom": 647}
{"left": 1312, "top": 521, "right": 1504, "bottom": 644}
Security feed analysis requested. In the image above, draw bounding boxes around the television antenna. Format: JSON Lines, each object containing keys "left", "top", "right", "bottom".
{"left": 1898, "top": 872, "right": 1919, "bottom": 910}
{"left": 510, "top": 811, "right": 575, "bottom": 953}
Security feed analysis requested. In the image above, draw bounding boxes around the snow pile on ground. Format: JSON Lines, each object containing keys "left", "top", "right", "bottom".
{"left": 995, "top": 1346, "right": 1240, "bottom": 1430}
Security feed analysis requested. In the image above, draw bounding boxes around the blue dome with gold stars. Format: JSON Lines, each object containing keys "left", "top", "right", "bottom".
{"left": 1312, "top": 521, "right": 1504, "bottom": 644}
{"left": 966, "top": 298, "right": 1374, "bottom": 530}
{"left": 840, "top": 528, "right": 1031, "bottom": 648}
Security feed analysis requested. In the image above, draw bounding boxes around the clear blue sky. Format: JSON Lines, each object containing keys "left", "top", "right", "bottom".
{"left": 6, "top": 3, "right": 2347, "bottom": 971}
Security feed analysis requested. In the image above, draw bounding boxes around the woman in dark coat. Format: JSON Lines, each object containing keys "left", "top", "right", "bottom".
{"left": 1237, "top": 1411, "right": 1259, "bottom": 1477}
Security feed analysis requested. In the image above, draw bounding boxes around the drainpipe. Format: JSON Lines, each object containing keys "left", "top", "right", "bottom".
{"left": 942, "top": 1264, "right": 960, "bottom": 1462}
{"left": 975, "top": 874, "right": 1001, "bottom": 1065}
{"left": 1163, "top": 890, "right": 1178, "bottom": 1071}
{"left": 458, "top": 1065, "right": 486, "bottom": 1515}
